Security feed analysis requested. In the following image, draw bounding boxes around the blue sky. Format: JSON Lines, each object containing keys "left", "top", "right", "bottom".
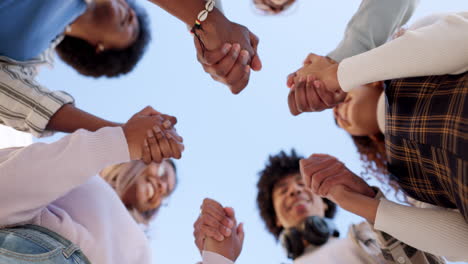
{"left": 35, "top": 0, "right": 467, "bottom": 263}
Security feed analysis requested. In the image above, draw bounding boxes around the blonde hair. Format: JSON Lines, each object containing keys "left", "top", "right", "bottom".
{"left": 100, "top": 160, "right": 155, "bottom": 225}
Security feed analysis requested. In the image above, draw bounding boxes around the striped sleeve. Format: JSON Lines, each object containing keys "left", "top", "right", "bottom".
{"left": 0, "top": 63, "right": 74, "bottom": 138}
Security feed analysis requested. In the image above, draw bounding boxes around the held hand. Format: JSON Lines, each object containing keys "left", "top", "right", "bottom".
{"left": 288, "top": 64, "right": 345, "bottom": 115}
{"left": 299, "top": 154, "right": 375, "bottom": 198}
{"left": 194, "top": 10, "right": 262, "bottom": 94}
{"left": 193, "top": 198, "right": 235, "bottom": 253}
{"left": 327, "top": 185, "right": 380, "bottom": 223}
{"left": 122, "top": 106, "right": 184, "bottom": 162}
{"left": 286, "top": 53, "right": 336, "bottom": 89}
{"left": 205, "top": 207, "right": 245, "bottom": 262}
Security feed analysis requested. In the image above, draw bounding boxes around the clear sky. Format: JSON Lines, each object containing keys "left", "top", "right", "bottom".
{"left": 36, "top": 1, "right": 467, "bottom": 263}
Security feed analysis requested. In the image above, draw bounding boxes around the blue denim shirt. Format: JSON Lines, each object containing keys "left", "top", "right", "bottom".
{"left": 0, "top": 0, "right": 87, "bottom": 61}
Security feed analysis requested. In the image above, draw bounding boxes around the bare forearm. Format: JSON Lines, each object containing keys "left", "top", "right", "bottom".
{"left": 46, "top": 104, "right": 121, "bottom": 133}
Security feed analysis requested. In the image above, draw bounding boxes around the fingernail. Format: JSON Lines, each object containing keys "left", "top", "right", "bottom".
{"left": 162, "top": 120, "right": 172, "bottom": 129}
{"left": 146, "top": 130, "right": 153, "bottom": 138}
{"left": 222, "top": 43, "right": 232, "bottom": 54}
{"left": 241, "top": 51, "right": 249, "bottom": 65}
{"left": 245, "top": 65, "right": 250, "bottom": 73}
{"left": 233, "top": 43, "right": 241, "bottom": 53}
{"left": 224, "top": 227, "right": 232, "bottom": 236}
{"left": 153, "top": 125, "right": 162, "bottom": 133}
{"left": 314, "top": 80, "right": 320, "bottom": 88}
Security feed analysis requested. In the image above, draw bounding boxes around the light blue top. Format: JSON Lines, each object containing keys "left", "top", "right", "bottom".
{"left": 327, "top": 0, "right": 419, "bottom": 62}
{"left": 0, "top": 0, "right": 87, "bottom": 61}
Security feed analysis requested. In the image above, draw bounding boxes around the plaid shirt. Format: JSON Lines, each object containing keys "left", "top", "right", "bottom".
{"left": 385, "top": 72, "right": 468, "bottom": 222}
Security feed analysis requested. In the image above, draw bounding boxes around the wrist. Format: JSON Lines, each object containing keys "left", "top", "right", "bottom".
{"left": 194, "top": 8, "right": 230, "bottom": 50}
{"left": 205, "top": 238, "right": 236, "bottom": 261}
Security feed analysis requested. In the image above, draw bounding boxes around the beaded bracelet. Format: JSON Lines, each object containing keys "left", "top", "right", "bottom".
{"left": 190, "top": 0, "right": 216, "bottom": 34}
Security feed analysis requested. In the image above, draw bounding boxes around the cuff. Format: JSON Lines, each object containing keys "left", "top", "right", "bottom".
{"left": 337, "top": 59, "right": 356, "bottom": 93}
{"left": 201, "top": 251, "right": 234, "bottom": 264}
{"left": 27, "top": 90, "right": 75, "bottom": 138}
{"left": 84, "top": 126, "right": 130, "bottom": 169}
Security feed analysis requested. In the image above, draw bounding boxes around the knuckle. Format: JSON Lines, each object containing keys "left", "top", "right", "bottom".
{"left": 215, "top": 68, "right": 227, "bottom": 77}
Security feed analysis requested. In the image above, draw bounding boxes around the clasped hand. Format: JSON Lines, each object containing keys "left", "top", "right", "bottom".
{"left": 286, "top": 53, "right": 346, "bottom": 115}
{"left": 122, "top": 106, "right": 184, "bottom": 164}
{"left": 193, "top": 10, "right": 262, "bottom": 94}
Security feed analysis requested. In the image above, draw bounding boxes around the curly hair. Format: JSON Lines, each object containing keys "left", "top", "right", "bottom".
{"left": 56, "top": 1, "right": 151, "bottom": 78}
{"left": 351, "top": 133, "right": 388, "bottom": 176}
{"left": 256, "top": 149, "right": 337, "bottom": 240}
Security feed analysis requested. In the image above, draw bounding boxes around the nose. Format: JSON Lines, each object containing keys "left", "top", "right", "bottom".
{"left": 157, "top": 180, "right": 169, "bottom": 196}
{"left": 288, "top": 184, "right": 302, "bottom": 197}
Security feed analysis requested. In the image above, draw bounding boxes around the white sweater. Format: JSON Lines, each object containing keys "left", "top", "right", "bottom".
{"left": 0, "top": 127, "right": 228, "bottom": 264}
{"left": 338, "top": 12, "right": 468, "bottom": 261}
{"left": 0, "top": 127, "right": 152, "bottom": 264}
{"left": 338, "top": 12, "right": 468, "bottom": 93}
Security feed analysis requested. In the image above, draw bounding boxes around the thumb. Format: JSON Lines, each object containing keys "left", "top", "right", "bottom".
{"left": 237, "top": 223, "right": 245, "bottom": 244}
{"left": 139, "top": 106, "right": 160, "bottom": 116}
{"left": 250, "top": 55, "right": 262, "bottom": 71}
{"left": 197, "top": 40, "right": 232, "bottom": 66}
{"left": 249, "top": 32, "right": 262, "bottom": 71}
{"left": 224, "top": 207, "right": 235, "bottom": 219}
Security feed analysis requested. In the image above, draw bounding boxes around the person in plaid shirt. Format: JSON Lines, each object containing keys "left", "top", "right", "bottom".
{"left": 287, "top": 12, "right": 468, "bottom": 261}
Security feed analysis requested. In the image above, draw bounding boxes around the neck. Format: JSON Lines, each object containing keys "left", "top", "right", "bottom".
{"left": 65, "top": 0, "right": 102, "bottom": 40}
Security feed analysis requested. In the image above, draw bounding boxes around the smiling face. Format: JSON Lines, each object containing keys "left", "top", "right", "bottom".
{"left": 122, "top": 161, "right": 176, "bottom": 213}
{"left": 272, "top": 173, "right": 327, "bottom": 229}
{"left": 70, "top": 0, "right": 139, "bottom": 50}
{"left": 333, "top": 83, "right": 383, "bottom": 136}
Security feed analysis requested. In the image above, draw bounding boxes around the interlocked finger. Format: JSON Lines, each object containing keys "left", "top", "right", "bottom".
{"left": 152, "top": 126, "right": 173, "bottom": 159}
{"left": 295, "top": 78, "right": 310, "bottom": 112}
{"left": 288, "top": 91, "right": 301, "bottom": 116}
{"left": 310, "top": 162, "right": 344, "bottom": 194}
{"left": 142, "top": 139, "right": 152, "bottom": 164}
{"left": 147, "top": 130, "right": 163, "bottom": 163}
{"left": 166, "top": 134, "right": 183, "bottom": 159}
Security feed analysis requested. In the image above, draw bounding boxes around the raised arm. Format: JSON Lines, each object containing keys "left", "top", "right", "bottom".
{"left": 338, "top": 11, "right": 468, "bottom": 92}
{"left": 0, "top": 126, "right": 130, "bottom": 227}
{"left": 289, "top": 12, "right": 468, "bottom": 114}
{"left": 300, "top": 154, "right": 468, "bottom": 261}
{"left": 146, "top": 0, "right": 261, "bottom": 94}
{"left": 0, "top": 61, "right": 123, "bottom": 137}
{"left": 327, "top": 0, "right": 418, "bottom": 62}
{"left": 0, "top": 107, "right": 183, "bottom": 227}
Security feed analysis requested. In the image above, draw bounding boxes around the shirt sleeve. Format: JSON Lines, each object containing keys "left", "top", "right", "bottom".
{"left": 375, "top": 198, "right": 468, "bottom": 262}
{"left": 338, "top": 11, "right": 468, "bottom": 92}
{"left": 199, "top": 251, "right": 234, "bottom": 264}
{"left": 0, "top": 63, "right": 75, "bottom": 138}
{"left": 0, "top": 126, "right": 130, "bottom": 228}
{"left": 327, "top": 0, "right": 418, "bottom": 62}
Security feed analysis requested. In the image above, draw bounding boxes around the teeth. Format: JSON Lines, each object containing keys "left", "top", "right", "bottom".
{"left": 290, "top": 199, "right": 309, "bottom": 209}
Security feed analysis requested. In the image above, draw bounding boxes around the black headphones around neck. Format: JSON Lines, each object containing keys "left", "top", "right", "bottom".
{"left": 279, "top": 216, "right": 340, "bottom": 260}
